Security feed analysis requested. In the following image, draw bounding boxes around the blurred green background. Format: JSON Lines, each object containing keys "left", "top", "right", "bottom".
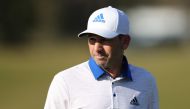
{"left": 1, "top": 0, "right": 190, "bottom": 109}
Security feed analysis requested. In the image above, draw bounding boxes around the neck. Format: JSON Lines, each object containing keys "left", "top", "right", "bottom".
{"left": 106, "top": 68, "right": 121, "bottom": 79}
{"left": 103, "top": 61, "right": 123, "bottom": 79}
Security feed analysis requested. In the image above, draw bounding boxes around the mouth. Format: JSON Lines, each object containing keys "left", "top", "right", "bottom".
{"left": 95, "top": 54, "right": 106, "bottom": 59}
{"left": 94, "top": 55, "right": 106, "bottom": 65}
{"left": 93, "top": 50, "right": 108, "bottom": 61}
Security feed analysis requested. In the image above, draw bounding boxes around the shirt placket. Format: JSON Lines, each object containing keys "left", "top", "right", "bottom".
{"left": 109, "top": 77, "right": 121, "bottom": 109}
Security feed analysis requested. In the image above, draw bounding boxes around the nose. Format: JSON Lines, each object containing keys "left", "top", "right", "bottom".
{"left": 94, "top": 42, "right": 103, "bottom": 52}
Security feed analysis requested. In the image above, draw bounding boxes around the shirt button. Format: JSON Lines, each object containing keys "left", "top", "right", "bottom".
{"left": 113, "top": 93, "right": 116, "bottom": 97}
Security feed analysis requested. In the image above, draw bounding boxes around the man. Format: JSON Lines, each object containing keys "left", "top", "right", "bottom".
{"left": 44, "top": 6, "right": 159, "bottom": 109}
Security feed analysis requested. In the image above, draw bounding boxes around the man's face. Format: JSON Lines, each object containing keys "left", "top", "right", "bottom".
{"left": 88, "top": 34, "right": 130, "bottom": 69}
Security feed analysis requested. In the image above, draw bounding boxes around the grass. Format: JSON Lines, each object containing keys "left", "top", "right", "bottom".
{"left": 0, "top": 39, "right": 190, "bottom": 109}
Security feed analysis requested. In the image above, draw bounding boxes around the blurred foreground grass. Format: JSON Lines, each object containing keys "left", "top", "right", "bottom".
{"left": 0, "top": 39, "right": 190, "bottom": 109}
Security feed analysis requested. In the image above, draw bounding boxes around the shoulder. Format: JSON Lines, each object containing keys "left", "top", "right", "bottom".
{"left": 129, "top": 64, "right": 156, "bottom": 83}
{"left": 50, "top": 60, "right": 95, "bottom": 93}
{"left": 53, "top": 60, "right": 94, "bottom": 84}
{"left": 55, "top": 61, "right": 89, "bottom": 78}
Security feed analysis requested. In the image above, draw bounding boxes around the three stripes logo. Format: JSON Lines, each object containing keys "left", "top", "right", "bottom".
{"left": 130, "top": 96, "right": 139, "bottom": 106}
{"left": 93, "top": 13, "right": 105, "bottom": 23}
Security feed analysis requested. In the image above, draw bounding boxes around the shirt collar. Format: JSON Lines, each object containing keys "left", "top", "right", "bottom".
{"left": 88, "top": 56, "right": 132, "bottom": 81}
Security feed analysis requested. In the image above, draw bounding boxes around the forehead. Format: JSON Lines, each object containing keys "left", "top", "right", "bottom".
{"left": 87, "top": 33, "right": 115, "bottom": 40}
{"left": 87, "top": 34, "right": 104, "bottom": 38}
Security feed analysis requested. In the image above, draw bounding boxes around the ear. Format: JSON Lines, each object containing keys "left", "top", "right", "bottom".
{"left": 121, "top": 35, "right": 131, "bottom": 50}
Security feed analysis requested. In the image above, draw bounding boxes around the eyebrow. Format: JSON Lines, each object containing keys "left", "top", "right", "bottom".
{"left": 88, "top": 36, "right": 112, "bottom": 41}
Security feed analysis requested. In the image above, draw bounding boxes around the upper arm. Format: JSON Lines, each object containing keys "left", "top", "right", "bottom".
{"left": 44, "top": 75, "right": 70, "bottom": 109}
{"left": 149, "top": 78, "right": 159, "bottom": 109}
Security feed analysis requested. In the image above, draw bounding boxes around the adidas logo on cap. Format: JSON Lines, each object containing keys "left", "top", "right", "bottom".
{"left": 93, "top": 13, "right": 105, "bottom": 23}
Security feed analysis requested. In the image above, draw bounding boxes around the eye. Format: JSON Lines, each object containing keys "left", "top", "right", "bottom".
{"left": 88, "top": 37, "right": 96, "bottom": 44}
{"left": 101, "top": 38, "right": 113, "bottom": 45}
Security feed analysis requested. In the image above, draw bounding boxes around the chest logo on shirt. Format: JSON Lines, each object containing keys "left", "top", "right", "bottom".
{"left": 130, "top": 96, "right": 140, "bottom": 106}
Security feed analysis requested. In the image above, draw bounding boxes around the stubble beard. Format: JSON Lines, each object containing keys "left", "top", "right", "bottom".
{"left": 95, "top": 56, "right": 112, "bottom": 70}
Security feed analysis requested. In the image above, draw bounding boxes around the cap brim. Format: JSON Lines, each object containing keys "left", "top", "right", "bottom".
{"left": 78, "top": 28, "right": 119, "bottom": 39}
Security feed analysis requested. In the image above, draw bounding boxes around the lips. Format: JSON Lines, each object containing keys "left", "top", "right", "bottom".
{"left": 93, "top": 50, "right": 108, "bottom": 60}
{"left": 95, "top": 55, "right": 105, "bottom": 59}
{"left": 94, "top": 54, "right": 108, "bottom": 61}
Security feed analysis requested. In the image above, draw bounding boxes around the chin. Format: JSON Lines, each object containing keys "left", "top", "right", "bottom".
{"left": 95, "top": 60, "right": 106, "bottom": 66}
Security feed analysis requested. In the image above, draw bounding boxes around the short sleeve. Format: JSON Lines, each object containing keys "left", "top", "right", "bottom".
{"left": 149, "top": 77, "right": 159, "bottom": 109}
{"left": 44, "top": 75, "right": 70, "bottom": 109}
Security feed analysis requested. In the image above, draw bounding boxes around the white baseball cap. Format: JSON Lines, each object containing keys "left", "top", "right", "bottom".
{"left": 78, "top": 6, "right": 130, "bottom": 39}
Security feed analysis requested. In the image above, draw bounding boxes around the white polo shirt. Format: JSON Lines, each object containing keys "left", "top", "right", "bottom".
{"left": 44, "top": 57, "right": 159, "bottom": 109}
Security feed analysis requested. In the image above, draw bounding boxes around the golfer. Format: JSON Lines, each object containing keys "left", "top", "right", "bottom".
{"left": 44, "top": 6, "right": 159, "bottom": 109}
